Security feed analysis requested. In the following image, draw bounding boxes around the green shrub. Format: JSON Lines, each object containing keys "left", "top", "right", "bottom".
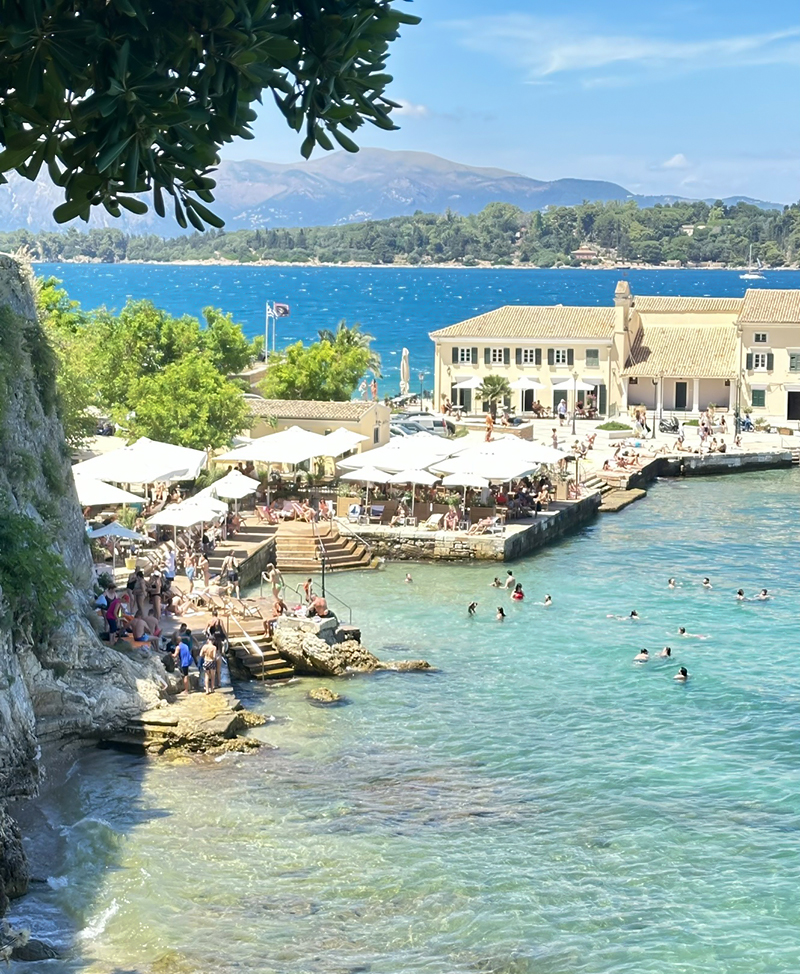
{"left": 597, "top": 421, "right": 633, "bottom": 431}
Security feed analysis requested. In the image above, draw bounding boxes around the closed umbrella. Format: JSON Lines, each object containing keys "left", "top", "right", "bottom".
{"left": 400, "top": 347, "right": 410, "bottom": 396}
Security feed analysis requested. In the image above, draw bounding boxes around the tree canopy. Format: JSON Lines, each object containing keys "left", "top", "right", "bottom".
{"left": 260, "top": 330, "right": 373, "bottom": 401}
{"left": 9, "top": 198, "right": 800, "bottom": 268}
{"left": 0, "top": 1, "right": 419, "bottom": 228}
{"left": 35, "top": 280, "right": 259, "bottom": 449}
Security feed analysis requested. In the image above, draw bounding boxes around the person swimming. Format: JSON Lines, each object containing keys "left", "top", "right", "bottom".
{"left": 668, "top": 578, "right": 676, "bottom": 589}
{"left": 678, "top": 626, "right": 709, "bottom": 640}
{"left": 490, "top": 577, "right": 502, "bottom": 588}
{"left": 468, "top": 601, "right": 477, "bottom": 615}
{"left": 757, "top": 588, "right": 770, "bottom": 600}
{"left": 405, "top": 573, "right": 413, "bottom": 583}
{"left": 496, "top": 606, "right": 506, "bottom": 620}
{"left": 543, "top": 594, "right": 552, "bottom": 606}
{"left": 674, "top": 667, "right": 689, "bottom": 681}
{"left": 511, "top": 583, "right": 524, "bottom": 601}
{"left": 630, "top": 610, "right": 640, "bottom": 620}
{"left": 702, "top": 577, "right": 712, "bottom": 589}
{"left": 736, "top": 589, "right": 746, "bottom": 600}
{"left": 658, "top": 646, "right": 672, "bottom": 658}
{"left": 633, "top": 648, "right": 649, "bottom": 663}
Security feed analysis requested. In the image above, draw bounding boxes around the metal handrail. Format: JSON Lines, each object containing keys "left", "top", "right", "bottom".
{"left": 283, "top": 580, "right": 353, "bottom": 625}
{"left": 333, "top": 514, "right": 373, "bottom": 552}
{"left": 226, "top": 612, "right": 269, "bottom": 680}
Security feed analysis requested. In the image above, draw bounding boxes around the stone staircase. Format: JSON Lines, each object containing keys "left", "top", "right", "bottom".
{"left": 205, "top": 523, "right": 277, "bottom": 579}
{"left": 582, "top": 475, "right": 613, "bottom": 497}
{"left": 274, "top": 521, "right": 378, "bottom": 572}
{"left": 226, "top": 616, "right": 295, "bottom": 681}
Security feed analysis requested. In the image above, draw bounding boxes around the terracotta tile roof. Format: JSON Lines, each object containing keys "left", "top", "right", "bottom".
{"left": 429, "top": 305, "right": 618, "bottom": 340}
{"left": 634, "top": 296, "right": 743, "bottom": 314}
{"left": 248, "top": 398, "right": 377, "bottom": 420}
{"left": 738, "top": 289, "right": 800, "bottom": 324}
{"left": 623, "top": 324, "right": 737, "bottom": 378}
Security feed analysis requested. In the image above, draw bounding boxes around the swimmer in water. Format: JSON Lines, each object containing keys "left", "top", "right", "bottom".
{"left": 674, "top": 666, "right": 689, "bottom": 681}
{"left": 757, "top": 588, "right": 770, "bottom": 600}
{"left": 490, "top": 577, "right": 502, "bottom": 588}
{"left": 702, "top": 577, "right": 712, "bottom": 589}
{"left": 668, "top": 578, "right": 676, "bottom": 589}
{"left": 736, "top": 589, "right": 746, "bottom": 600}
{"left": 405, "top": 573, "right": 413, "bottom": 583}
{"left": 678, "top": 626, "right": 709, "bottom": 640}
{"left": 511, "top": 583, "right": 524, "bottom": 601}
{"left": 658, "top": 646, "right": 672, "bottom": 658}
{"left": 630, "top": 610, "right": 640, "bottom": 620}
{"left": 496, "top": 606, "right": 505, "bottom": 621}
{"left": 468, "top": 601, "right": 477, "bottom": 615}
{"left": 633, "top": 649, "right": 649, "bottom": 663}
{"left": 543, "top": 594, "right": 552, "bottom": 606}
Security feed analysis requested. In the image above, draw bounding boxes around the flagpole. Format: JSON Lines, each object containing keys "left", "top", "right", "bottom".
{"left": 264, "top": 301, "right": 272, "bottom": 370}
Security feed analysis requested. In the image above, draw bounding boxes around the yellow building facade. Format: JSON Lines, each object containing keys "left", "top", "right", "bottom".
{"left": 430, "top": 283, "right": 800, "bottom": 424}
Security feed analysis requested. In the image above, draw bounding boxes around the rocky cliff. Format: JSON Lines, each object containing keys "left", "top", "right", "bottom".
{"left": 0, "top": 255, "right": 166, "bottom": 917}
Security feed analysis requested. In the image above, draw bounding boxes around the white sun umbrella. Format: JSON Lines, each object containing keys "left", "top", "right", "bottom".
{"left": 339, "top": 465, "right": 390, "bottom": 512}
{"left": 453, "top": 376, "right": 483, "bottom": 390}
{"left": 87, "top": 521, "right": 151, "bottom": 572}
{"left": 74, "top": 475, "right": 144, "bottom": 507}
{"left": 73, "top": 437, "right": 207, "bottom": 484}
{"left": 400, "top": 347, "right": 410, "bottom": 396}
{"left": 441, "top": 472, "right": 492, "bottom": 505}
{"left": 551, "top": 378, "right": 596, "bottom": 392}
{"left": 386, "top": 467, "right": 440, "bottom": 517}
{"left": 322, "top": 428, "right": 368, "bottom": 457}
{"left": 510, "top": 376, "right": 544, "bottom": 390}
{"left": 218, "top": 425, "right": 330, "bottom": 503}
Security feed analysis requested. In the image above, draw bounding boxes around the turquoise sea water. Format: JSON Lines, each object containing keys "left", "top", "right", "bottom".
{"left": 38, "top": 265, "right": 800, "bottom": 395}
{"left": 11, "top": 470, "right": 800, "bottom": 973}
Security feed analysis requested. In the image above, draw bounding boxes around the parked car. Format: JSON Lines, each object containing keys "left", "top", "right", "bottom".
{"left": 395, "top": 411, "right": 456, "bottom": 435}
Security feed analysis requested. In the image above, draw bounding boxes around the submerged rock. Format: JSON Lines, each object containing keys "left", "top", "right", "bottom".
{"left": 307, "top": 687, "right": 344, "bottom": 705}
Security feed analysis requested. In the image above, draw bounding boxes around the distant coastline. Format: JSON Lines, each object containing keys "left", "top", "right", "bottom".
{"left": 32, "top": 258, "right": 800, "bottom": 271}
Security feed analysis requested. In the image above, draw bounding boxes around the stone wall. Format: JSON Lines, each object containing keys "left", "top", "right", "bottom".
{"left": 502, "top": 494, "right": 601, "bottom": 560}
{"left": 238, "top": 537, "right": 277, "bottom": 589}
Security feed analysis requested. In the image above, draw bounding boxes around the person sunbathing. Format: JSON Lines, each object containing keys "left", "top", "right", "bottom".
{"left": 467, "top": 517, "right": 493, "bottom": 535}
{"left": 444, "top": 509, "right": 460, "bottom": 530}
{"left": 390, "top": 503, "right": 408, "bottom": 527}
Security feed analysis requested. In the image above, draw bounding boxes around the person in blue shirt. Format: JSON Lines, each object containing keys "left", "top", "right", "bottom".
{"left": 174, "top": 638, "right": 194, "bottom": 694}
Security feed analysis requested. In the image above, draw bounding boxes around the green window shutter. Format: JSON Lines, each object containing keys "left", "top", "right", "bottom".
{"left": 471, "top": 347, "right": 478, "bottom": 364}
{"left": 567, "top": 349, "right": 574, "bottom": 366}
{"left": 481, "top": 400, "right": 489, "bottom": 413}
{"left": 535, "top": 348, "right": 542, "bottom": 366}
{"left": 503, "top": 347, "right": 510, "bottom": 366}
{"left": 515, "top": 348, "right": 522, "bottom": 365}
{"left": 484, "top": 347, "right": 491, "bottom": 365}
{"left": 547, "top": 348, "right": 555, "bottom": 366}
{"left": 752, "top": 389, "right": 765, "bottom": 408}
{"left": 767, "top": 352, "right": 774, "bottom": 370}
{"left": 745, "top": 353, "right": 753, "bottom": 370}
{"left": 790, "top": 354, "right": 799, "bottom": 372}
{"left": 451, "top": 347, "right": 459, "bottom": 365}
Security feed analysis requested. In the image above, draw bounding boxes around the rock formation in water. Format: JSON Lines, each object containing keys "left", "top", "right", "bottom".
{"left": 273, "top": 621, "right": 431, "bottom": 677}
{"left": 0, "top": 255, "right": 167, "bottom": 917}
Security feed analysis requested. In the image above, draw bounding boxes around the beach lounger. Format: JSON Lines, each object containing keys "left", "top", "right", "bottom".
{"left": 348, "top": 504, "right": 363, "bottom": 523}
{"left": 368, "top": 504, "right": 385, "bottom": 523}
{"left": 422, "top": 513, "right": 444, "bottom": 531}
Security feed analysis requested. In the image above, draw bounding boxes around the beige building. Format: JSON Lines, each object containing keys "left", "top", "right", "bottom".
{"left": 430, "top": 282, "right": 800, "bottom": 424}
{"left": 248, "top": 398, "right": 391, "bottom": 449}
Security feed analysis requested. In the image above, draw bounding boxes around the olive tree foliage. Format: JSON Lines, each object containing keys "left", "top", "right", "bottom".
{"left": 0, "top": 1, "right": 419, "bottom": 229}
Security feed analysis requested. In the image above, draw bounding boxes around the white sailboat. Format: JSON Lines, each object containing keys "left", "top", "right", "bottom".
{"left": 740, "top": 244, "right": 765, "bottom": 280}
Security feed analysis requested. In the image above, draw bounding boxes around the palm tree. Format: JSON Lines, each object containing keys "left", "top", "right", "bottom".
{"left": 317, "top": 319, "right": 382, "bottom": 377}
{"left": 477, "top": 375, "right": 512, "bottom": 418}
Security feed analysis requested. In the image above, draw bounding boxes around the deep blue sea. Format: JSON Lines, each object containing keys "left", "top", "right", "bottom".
{"left": 10, "top": 470, "right": 800, "bottom": 973}
{"left": 39, "top": 265, "right": 800, "bottom": 395}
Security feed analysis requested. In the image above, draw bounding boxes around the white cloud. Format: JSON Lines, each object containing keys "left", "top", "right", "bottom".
{"left": 452, "top": 15, "right": 800, "bottom": 83}
{"left": 661, "top": 153, "right": 691, "bottom": 170}
{"left": 392, "top": 99, "right": 429, "bottom": 118}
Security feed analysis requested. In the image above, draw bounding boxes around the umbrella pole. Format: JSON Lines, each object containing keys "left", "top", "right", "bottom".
{"left": 411, "top": 484, "right": 415, "bottom": 519}
{"left": 267, "top": 463, "right": 271, "bottom": 506}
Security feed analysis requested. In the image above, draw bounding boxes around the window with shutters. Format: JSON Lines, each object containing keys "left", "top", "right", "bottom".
{"left": 554, "top": 348, "right": 570, "bottom": 365}
{"left": 521, "top": 348, "right": 538, "bottom": 365}
{"left": 490, "top": 347, "right": 505, "bottom": 364}
{"left": 754, "top": 332, "right": 768, "bottom": 344}
{"left": 458, "top": 347, "right": 473, "bottom": 364}
{"left": 789, "top": 353, "right": 800, "bottom": 372}
{"left": 752, "top": 389, "right": 766, "bottom": 408}
{"left": 753, "top": 352, "right": 768, "bottom": 370}
{"left": 585, "top": 348, "right": 600, "bottom": 368}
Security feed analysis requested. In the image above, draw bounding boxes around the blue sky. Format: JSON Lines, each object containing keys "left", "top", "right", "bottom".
{"left": 225, "top": 0, "right": 800, "bottom": 203}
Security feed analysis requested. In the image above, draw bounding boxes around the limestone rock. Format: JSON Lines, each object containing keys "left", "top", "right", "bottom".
{"left": 307, "top": 686, "right": 343, "bottom": 705}
{"left": 273, "top": 625, "right": 430, "bottom": 678}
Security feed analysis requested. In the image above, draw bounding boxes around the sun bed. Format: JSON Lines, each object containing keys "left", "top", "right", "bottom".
{"left": 421, "top": 512, "right": 444, "bottom": 531}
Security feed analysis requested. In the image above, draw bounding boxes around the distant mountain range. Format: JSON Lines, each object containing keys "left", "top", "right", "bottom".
{"left": 0, "top": 148, "right": 784, "bottom": 235}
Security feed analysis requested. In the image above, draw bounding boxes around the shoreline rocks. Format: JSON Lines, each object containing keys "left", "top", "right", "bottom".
{"left": 273, "top": 621, "right": 432, "bottom": 678}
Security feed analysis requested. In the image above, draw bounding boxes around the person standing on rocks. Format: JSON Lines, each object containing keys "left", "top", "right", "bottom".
{"left": 174, "top": 638, "right": 194, "bottom": 694}
{"left": 132, "top": 570, "right": 148, "bottom": 618}
{"left": 199, "top": 637, "right": 217, "bottom": 694}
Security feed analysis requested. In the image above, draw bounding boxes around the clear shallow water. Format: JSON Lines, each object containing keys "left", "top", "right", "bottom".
{"left": 11, "top": 471, "right": 800, "bottom": 973}
{"left": 37, "top": 265, "right": 800, "bottom": 395}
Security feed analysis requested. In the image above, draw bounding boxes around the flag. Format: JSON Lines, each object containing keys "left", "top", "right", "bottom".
{"left": 274, "top": 303, "right": 290, "bottom": 317}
